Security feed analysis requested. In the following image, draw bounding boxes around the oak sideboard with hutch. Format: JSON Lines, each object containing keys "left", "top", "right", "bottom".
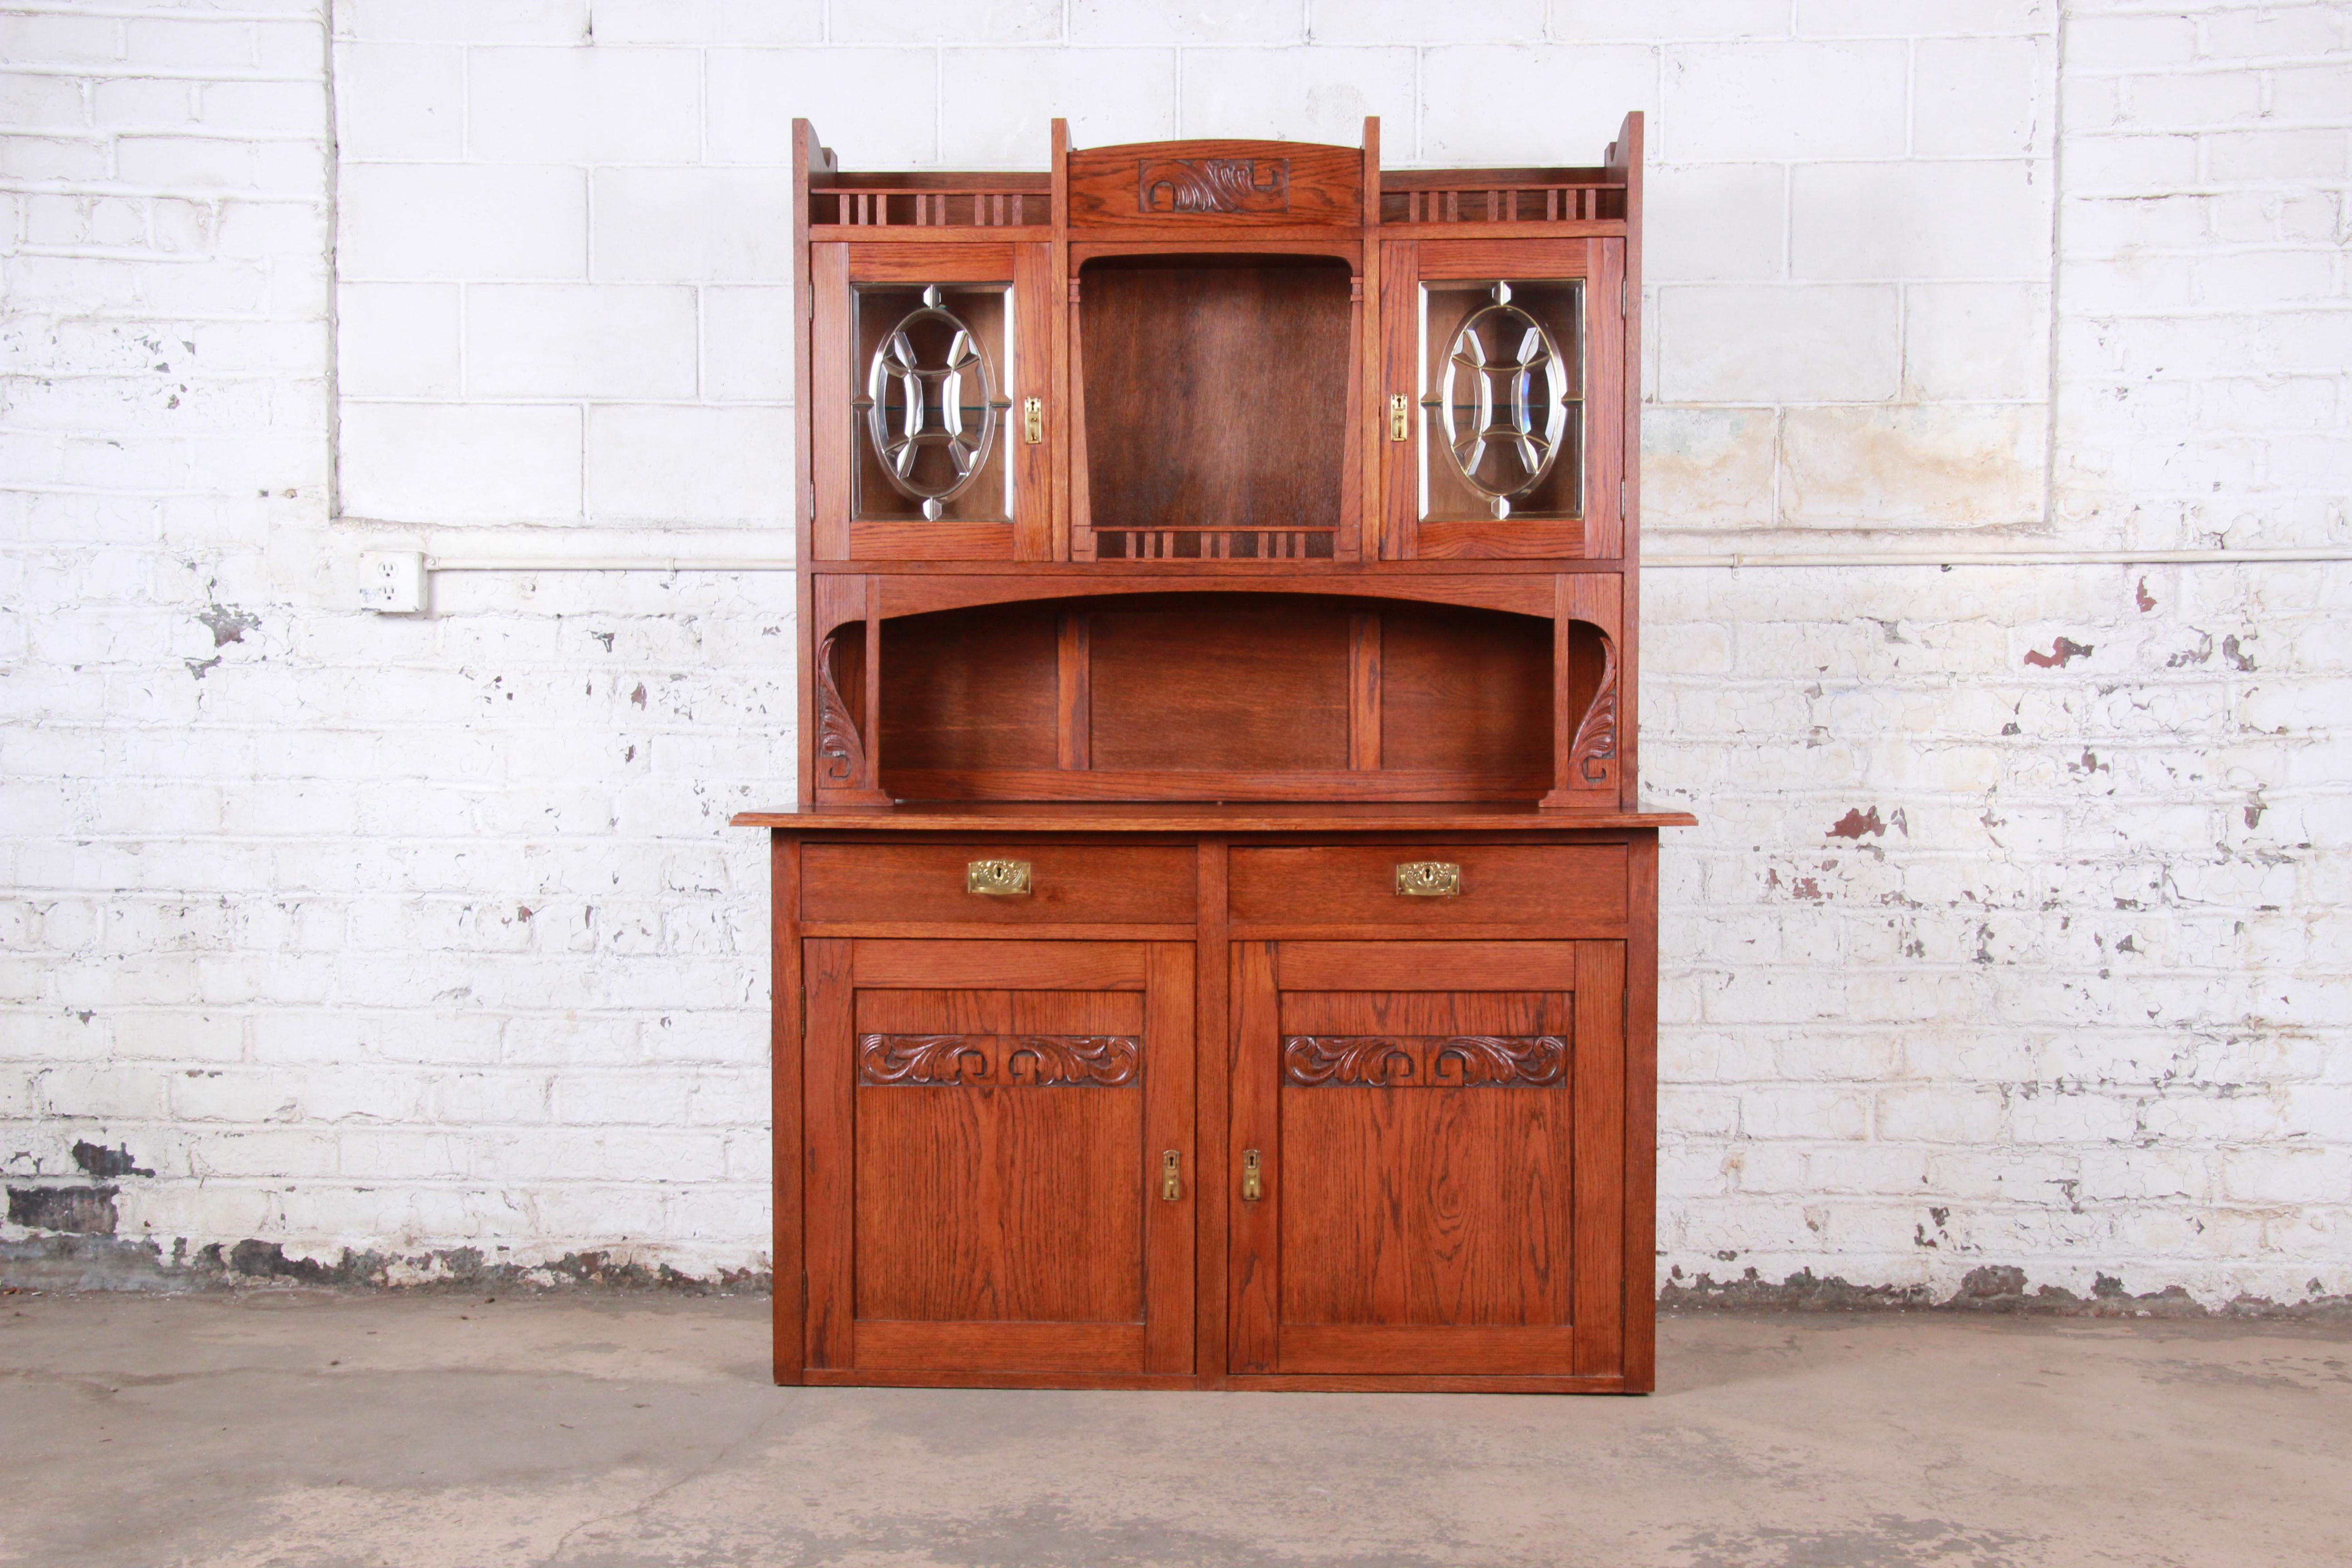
{"left": 735, "top": 115, "right": 1691, "bottom": 1393}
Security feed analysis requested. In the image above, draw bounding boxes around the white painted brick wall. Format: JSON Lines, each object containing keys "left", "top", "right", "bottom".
{"left": 2, "top": 1, "right": 2345, "bottom": 1303}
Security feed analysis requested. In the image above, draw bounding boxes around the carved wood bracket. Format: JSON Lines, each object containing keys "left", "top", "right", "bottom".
{"left": 1569, "top": 631, "right": 1618, "bottom": 786}
{"left": 814, "top": 629, "right": 865, "bottom": 789}
{"left": 1283, "top": 1034, "right": 1567, "bottom": 1088}
{"left": 858, "top": 1033, "right": 1141, "bottom": 1087}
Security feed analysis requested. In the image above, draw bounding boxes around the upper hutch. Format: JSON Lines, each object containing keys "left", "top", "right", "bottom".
{"left": 739, "top": 116, "right": 1690, "bottom": 1394}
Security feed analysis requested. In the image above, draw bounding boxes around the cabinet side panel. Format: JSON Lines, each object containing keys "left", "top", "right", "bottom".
{"left": 1624, "top": 833, "right": 1659, "bottom": 1390}
{"left": 772, "top": 835, "right": 804, "bottom": 1384}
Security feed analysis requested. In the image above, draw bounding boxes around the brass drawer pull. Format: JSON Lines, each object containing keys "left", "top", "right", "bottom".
{"left": 966, "top": 859, "right": 1032, "bottom": 897}
{"left": 1394, "top": 861, "right": 1461, "bottom": 897}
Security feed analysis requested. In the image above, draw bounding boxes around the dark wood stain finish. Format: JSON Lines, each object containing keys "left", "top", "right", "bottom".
{"left": 760, "top": 114, "right": 1675, "bottom": 1393}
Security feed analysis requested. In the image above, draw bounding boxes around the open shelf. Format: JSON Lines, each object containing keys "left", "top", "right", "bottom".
{"left": 865, "top": 591, "right": 1597, "bottom": 804}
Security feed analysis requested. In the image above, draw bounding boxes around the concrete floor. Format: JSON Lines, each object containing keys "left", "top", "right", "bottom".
{"left": 2, "top": 1293, "right": 2345, "bottom": 1568}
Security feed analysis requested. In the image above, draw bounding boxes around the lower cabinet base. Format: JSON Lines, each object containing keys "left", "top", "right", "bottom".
{"left": 767, "top": 825, "right": 1661, "bottom": 1395}
{"left": 792, "top": 1370, "right": 1642, "bottom": 1394}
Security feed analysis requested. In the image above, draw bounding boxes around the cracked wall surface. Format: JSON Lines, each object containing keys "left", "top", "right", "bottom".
{"left": 2, "top": 1, "right": 2347, "bottom": 1303}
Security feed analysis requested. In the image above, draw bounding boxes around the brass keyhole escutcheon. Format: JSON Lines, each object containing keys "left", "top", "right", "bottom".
{"left": 1161, "top": 1150, "right": 1183, "bottom": 1202}
{"left": 1395, "top": 860, "right": 1462, "bottom": 897}
{"left": 1388, "top": 393, "right": 1410, "bottom": 442}
{"left": 1241, "top": 1149, "right": 1263, "bottom": 1202}
{"left": 966, "top": 858, "right": 1032, "bottom": 897}
{"left": 1023, "top": 397, "right": 1044, "bottom": 444}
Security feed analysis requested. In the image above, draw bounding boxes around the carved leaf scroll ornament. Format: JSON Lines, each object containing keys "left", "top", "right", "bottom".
{"left": 1283, "top": 1034, "right": 1568, "bottom": 1088}
{"left": 813, "top": 630, "right": 864, "bottom": 789}
{"left": 1569, "top": 631, "right": 1619, "bottom": 785}
{"left": 1137, "top": 157, "right": 1290, "bottom": 215}
{"left": 858, "top": 1034, "right": 1140, "bottom": 1088}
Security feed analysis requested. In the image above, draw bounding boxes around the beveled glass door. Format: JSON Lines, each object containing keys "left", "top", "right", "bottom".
{"left": 1380, "top": 239, "right": 1623, "bottom": 560}
{"left": 812, "top": 241, "right": 1053, "bottom": 561}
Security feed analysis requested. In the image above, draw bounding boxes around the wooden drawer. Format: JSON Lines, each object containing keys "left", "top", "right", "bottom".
{"left": 801, "top": 843, "right": 1196, "bottom": 926}
{"left": 1226, "top": 843, "right": 1627, "bottom": 929}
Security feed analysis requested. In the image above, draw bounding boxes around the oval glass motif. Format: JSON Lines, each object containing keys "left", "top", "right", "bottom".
{"left": 862, "top": 286, "right": 1007, "bottom": 521}
{"left": 1435, "top": 282, "right": 1570, "bottom": 520}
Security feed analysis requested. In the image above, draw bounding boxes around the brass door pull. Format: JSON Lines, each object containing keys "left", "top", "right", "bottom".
{"left": 1241, "top": 1149, "right": 1263, "bottom": 1202}
{"left": 1161, "top": 1150, "right": 1183, "bottom": 1202}
{"left": 1395, "top": 861, "right": 1461, "bottom": 897}
{"left": 966, "top": 859, "right": 1032, "bottom": 896}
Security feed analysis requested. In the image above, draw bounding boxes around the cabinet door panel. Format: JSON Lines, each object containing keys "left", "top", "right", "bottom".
{"left": 805, "top": 939, "right": 1194, "bottom": 1377}
{"left": 1379, "top": 239, "right": 1624, "bottom": 562}
{"left": 854, "top": 987, "right": 1146, "bottom": 1324}
{"left": 813, "top": 241, "right": 1054, "bottom": 562}
{"left": 1230, "top": 940, "right": 1624, "bottom": 1378}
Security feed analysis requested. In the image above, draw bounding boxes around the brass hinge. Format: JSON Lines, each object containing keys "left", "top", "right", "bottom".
{"left": 1621, "top": 278, "right": 1629, "bottom": 317}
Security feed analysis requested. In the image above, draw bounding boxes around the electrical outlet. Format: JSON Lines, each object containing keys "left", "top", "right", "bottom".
{"left": 358, "top": 551, "right": 426, "bottom": 613}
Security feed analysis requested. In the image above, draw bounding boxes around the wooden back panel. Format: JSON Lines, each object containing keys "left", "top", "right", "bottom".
{"left": 1078, "top": 255, "right": 1354, "bottom": 560}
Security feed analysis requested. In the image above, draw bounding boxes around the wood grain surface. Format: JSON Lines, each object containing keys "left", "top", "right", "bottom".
{"left": 1228, "top": 844, "right": 1627, "bottom": 927}
{"left": 802, "top": 843, "right": 1196, "bottom": 925}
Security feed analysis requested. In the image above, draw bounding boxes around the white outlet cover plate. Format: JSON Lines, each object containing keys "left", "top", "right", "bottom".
{"left": 358, "top": 550, "right": 426, "bottom": 613}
